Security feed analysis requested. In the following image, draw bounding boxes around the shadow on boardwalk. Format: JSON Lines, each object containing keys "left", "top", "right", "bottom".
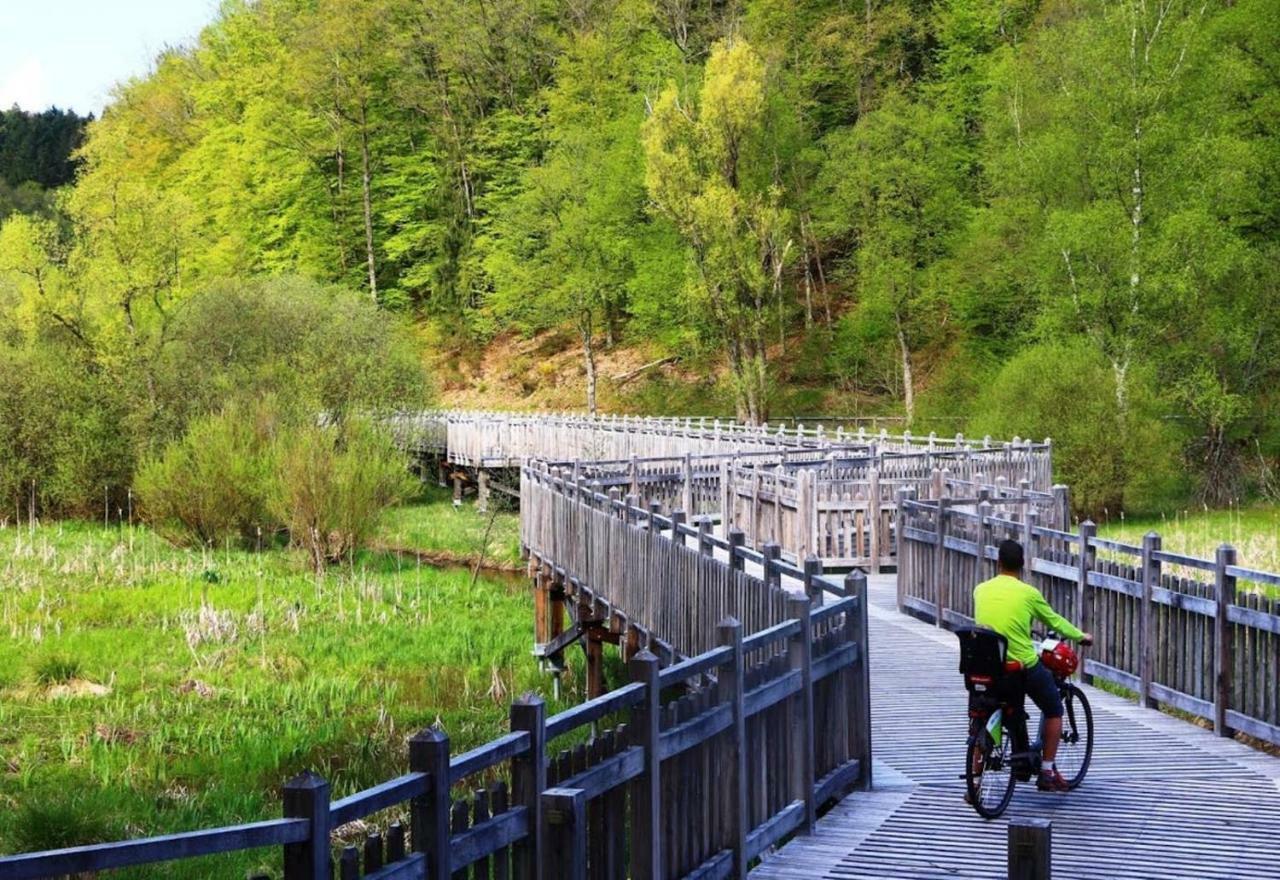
{"left": 752, "top": 575, "right": 1280, "bottom": 880}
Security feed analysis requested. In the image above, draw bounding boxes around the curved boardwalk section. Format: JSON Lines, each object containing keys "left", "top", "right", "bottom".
{"left": 750, "top": 575, "right": 1280, "bottom": 880}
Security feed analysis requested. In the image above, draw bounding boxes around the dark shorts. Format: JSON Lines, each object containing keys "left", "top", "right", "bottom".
{"left": 1023, "top": 661, "right": 1063, "bottom": 719}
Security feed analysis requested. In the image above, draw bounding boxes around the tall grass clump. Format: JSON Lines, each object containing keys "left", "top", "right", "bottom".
{"left": 135, "top": 399, "right": 280, "bottom": 547}
{"left": 271, "top": 418, "right": 418, "bottom": 572}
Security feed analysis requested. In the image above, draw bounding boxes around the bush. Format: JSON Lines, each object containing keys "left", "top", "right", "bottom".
{"left": 153, "top": 276, "right": 430, "bottom": 439}
{"left": 0, "top": 343, "right": 134, "bottom": 518}
{"left": 134, "top": 399, "right": 280, "bottom": 547}
{"left": 968, "top": 341, "right": 1185, "bottom": 517}
{"left": 269, "top": 419, "right": 417, "bottom": 571}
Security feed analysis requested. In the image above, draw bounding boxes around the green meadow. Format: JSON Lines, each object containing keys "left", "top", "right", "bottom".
{"left": 1098, "top": 504, "right": 1280, "bottom": 574}
{"left": 0, "top": 492, "right": 569, "bottom": 876}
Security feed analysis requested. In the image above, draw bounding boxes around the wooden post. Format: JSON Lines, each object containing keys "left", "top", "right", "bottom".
{"left": 1214, "top": 544, "right": 1238, "bottom": 737}
{"left": 410, "top": 728, "right": 451, "bottom": 879}
{"left": 697, "top": 516, "right": 713, "bottom": 555}
{"left": 1077, "top": 520, "right": 1096, "bottom": 684}
{"left": 670, "top": 509, "right": 687, "bottom": 551}
{"left": 728, "top": 528, "right": 746, "bottom": 574}
{"left": 453, "top": 473, "right": 463, "bottom": 506}
{"left": 763, "top": 541, "right": 782, "bottom": 590}
{"left": 720, "top": 458, "right": 733, "bottom": 540}
{"left": 1052, "top": 484, "right": 1070, "bottom": 529}
{"left": 1140, "top": 532, "right": 1161, "bottom": 709}
{"left": 510, "top": 696, "right": 547, "bottom": 880}
{"left": 282, "top": 771, "right": 330, "bottom": 880}
{"left": 1025, "top": 511, "right": 1039, "bottom": 585}
{"left": 1008, "top": 818, "right": 1052, "bottom": 880}
{"left": 478, "top": 469, "right": 490, "bottom": 513}
{"left": 682, "top": 452, "right": 694, "bottom": 517}
{"left": 796, "top": 467, "right": 811, "bottom": 558}
{"left": 803, "top": 555, "right": 824, "bottom": 606}
{"left": 933, "top": 498, "right": 949, "bottom": 628}
{"left": 847, "top": 570, "right": 873, "bottom": 790}
{"left": 718, "top": 618, "right": 748, "bottom": 879}
{"left": 438, "top": 458, "right": 448, "bottom": 488}
{"left": 542, "top": 788, "right": 587, "bottom": 880}
{"left": 629, "top": 651, "right": 662, "bottom": 880}
{"left": 585, "top": 628, "right": 604, "bottom": 699}
{"left": 787, "top": 595, "right": 816, "bottom": 834}
{"left": 868, "top": 467, "right": 881, "bottom": 573}
{"left": 978, "top": 499, "right": 993, "bottom": 579}
{"left": 751, "top": 470, "right": 762, "bottom": 547}
{"left": 895, "top": 487, "right": 909, "bottom": 613}
{"left": 533, "top": 566, "right": 549, "bottom": 648}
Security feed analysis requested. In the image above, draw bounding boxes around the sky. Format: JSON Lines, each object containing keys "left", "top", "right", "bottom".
{"left": 0, "top": 1, "right": 220, "bottom": 117}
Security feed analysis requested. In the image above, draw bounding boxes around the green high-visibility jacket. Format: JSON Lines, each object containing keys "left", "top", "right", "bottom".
{"left": 973, "top": 574, "right": 1084, "bottom": 668}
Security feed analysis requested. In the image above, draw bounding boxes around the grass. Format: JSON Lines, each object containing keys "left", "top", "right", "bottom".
{"left": 0, "top": 490, "right": 570, "bottom": 876}
{"left": 1098, "top": 503, "right": 1280, "bottom": 573}
{"left": 376, "top": 483, "right": 522, "bottom": 569}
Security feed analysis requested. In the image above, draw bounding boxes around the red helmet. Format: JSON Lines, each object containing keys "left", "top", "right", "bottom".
{"left": 1040, "top": 639, "right": 1079, "bottom": 677}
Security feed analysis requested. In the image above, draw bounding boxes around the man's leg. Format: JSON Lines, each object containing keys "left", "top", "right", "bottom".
{"left": 1042, "top": 715, "right": 1063, "bottom": 763}
{"left": 1025, "top": 663, "right": 1067, "bottom": 790}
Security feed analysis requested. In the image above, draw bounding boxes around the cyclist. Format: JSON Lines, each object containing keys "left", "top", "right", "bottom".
{"left": 974, "top": 538, "right": 1092, "bottom": 792}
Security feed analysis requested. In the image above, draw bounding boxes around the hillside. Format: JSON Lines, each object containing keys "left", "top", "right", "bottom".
{"left": 0, "top": 0, "right": 1276, "bottom": 519}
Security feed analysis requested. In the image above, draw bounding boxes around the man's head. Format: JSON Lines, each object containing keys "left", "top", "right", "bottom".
{"left": 998, "top": 539, "right": 1024, "bottom": 574}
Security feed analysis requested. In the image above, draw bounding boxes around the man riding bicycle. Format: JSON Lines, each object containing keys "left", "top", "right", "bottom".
{"left": 974, "top": 539, "right": 1092, "bottom": 792}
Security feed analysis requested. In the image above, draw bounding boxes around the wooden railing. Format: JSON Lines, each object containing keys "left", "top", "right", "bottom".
{"left": 545, "top": 452, "right": 1064, "bottom": 571}
{"left": 897, "top": 496, "right": 1280, "bottom": 746}
{"left": 387, "top": 410, "right": 1055, "bottom": 475}
{"left": 0, "top": 602, "right": 868, "bottom": 880}
{"left": 3, "top": 456, "right": 872, "bottom": 880}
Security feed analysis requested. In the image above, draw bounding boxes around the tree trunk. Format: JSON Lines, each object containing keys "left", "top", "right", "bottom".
{"left": 582, "top": 325, "right": 598, "bottom": 417}
{"left": 359, "top": 114, "right": 378, "bottom": 304}
{"left": 897, "top": 321, "right": 915, "bottom": 427}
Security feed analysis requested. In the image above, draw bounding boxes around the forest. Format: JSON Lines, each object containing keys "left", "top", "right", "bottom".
{"left": 0, "top": 0, "right": 1277, "bottom": 518}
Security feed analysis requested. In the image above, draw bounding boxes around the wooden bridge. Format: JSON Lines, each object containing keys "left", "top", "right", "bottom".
{"left": 751, "top": 573, "right": 1280, "bottom": 879}
{"left": 5, "top": 411, "right": 1280, "bottom": 879}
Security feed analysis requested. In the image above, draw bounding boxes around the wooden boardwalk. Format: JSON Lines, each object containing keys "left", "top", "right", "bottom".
{"left": 753, "top": 575, "right": 1280, "bottom": 879}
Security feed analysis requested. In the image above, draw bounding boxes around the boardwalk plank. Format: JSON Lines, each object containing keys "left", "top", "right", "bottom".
{"left": 752, "top": 575, "right": 1280, "bottom": 880}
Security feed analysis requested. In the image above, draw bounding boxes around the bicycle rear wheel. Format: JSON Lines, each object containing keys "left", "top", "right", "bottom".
{"left": 965, "top": 723, "right": 1016, "bottom": 818}
{"left": 1055, "top": 683, "right": 1094, "bottom": 788}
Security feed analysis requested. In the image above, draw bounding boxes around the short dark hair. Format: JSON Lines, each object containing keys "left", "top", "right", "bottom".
{"left": 998, "top": 539, "right": 1024, "bottom": 572}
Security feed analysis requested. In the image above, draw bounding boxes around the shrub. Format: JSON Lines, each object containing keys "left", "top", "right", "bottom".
{"left": 0, "top": 343, "right": 134, "bottom": 518}
{"left": 269, "top": 419, "right": 417, "bottom": 571}
{"left": 135, "top": 399, "right": 280, "bottom": 547}
{"left": 968, "top": 340, "right": 1185, "bottom": 517}
{"left": 153, "top": 275, "right": 430, "bottom": 439}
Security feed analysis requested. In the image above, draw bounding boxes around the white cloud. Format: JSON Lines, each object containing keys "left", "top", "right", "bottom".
{"left": 0, "top": 57, "right": 49, "bottom": 111}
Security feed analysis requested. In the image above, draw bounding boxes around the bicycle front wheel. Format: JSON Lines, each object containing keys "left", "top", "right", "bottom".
{"left": 965, "top": 724, "right": 1016, "bottom": 819}
{"left": 1056, "top": 683, "right": 1094, "bottom": 788}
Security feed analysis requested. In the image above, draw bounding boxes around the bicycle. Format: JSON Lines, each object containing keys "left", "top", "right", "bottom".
{"left": 956, "top": 626, "right": 1095, "bottom": 819}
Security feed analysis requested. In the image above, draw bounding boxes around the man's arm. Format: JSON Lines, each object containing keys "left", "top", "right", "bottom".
{"left": 1030, "top": 589, "right": 1085, "bottom": 641}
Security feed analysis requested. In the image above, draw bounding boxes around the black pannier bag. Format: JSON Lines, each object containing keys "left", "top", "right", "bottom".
{"left": 955, "top": 625, "right": 1008, "bottom": 677}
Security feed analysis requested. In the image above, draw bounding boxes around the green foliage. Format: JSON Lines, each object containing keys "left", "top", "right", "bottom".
{"left": 269, "top": 419, "right": 418, "bottom": 570}
{"left": 969, "top": 341, "right": 1185, "bottom": 517}
{"left": 0, "top": 107, "right": 89, "bottom": 189}
{"left": 0, "top": 0, "right": 1276, "bottom": 508}
{"left": 642, "top": 38, "right": 793, "bottom": 423}
{"left": 34, "top": 654, "right": 82, "bottom": 685}
{"left": 135, "top": 401, "right": 279, "bottom": 547}
{"left": 0, "top": 508, "right": 574, "bottom": 869}
{"left": 0, "top": 344, "right": 134, "bottom": 517}
{"left": 154, "top": 275, "right": 429, "bottom": 436}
